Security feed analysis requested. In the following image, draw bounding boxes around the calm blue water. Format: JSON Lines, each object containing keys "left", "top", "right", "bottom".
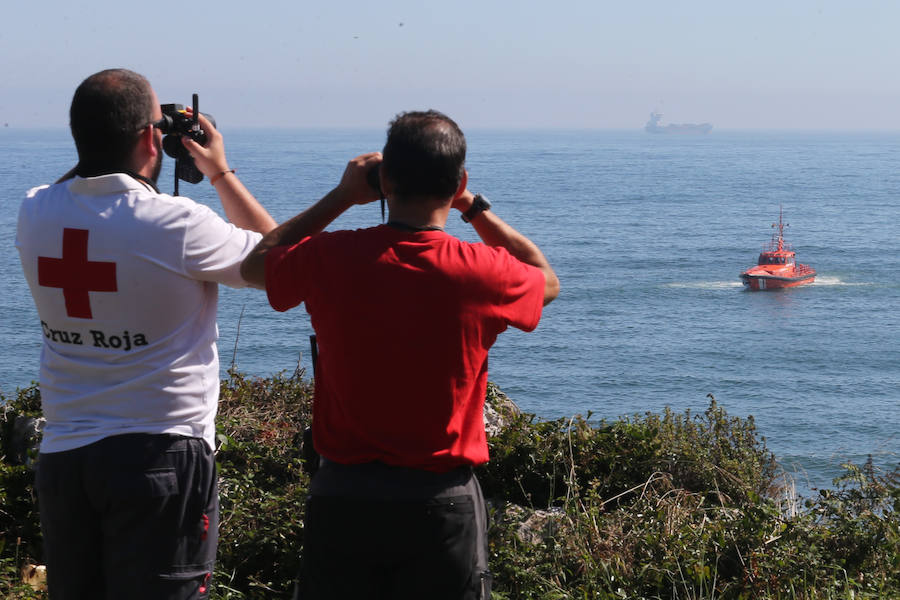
{"left": 2, "top": 127, "right": 898, "bottom": 495}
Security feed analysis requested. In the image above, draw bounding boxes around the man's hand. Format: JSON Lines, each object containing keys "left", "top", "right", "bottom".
{"left": 180, "top": 112, "right": 230, "bottom": 178}
{"left": 451, "top": 188, "right": 476, "bottom": 213}
{"left": 334, "top": 152, "right": 383, "bottom": 207}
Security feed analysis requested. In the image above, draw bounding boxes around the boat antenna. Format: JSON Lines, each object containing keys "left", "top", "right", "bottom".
{"left": 772, "top": 205, "right": 788, "bottom": 252}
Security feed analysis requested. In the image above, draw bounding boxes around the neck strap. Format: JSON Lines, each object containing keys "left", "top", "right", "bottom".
{"left": 387, "top": 221, "right": 443, "bottom": 233}
{"left": 74, "top": 166, "right": 160, "bottom": 193}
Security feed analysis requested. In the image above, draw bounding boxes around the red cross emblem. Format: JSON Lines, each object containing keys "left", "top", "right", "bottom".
{"left": 38, "top": 228, "right": 118, "bottom": 319}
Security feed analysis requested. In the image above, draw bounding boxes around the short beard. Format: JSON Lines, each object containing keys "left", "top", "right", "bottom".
{"left": 149, "top": 134, "right": 163, "bottom": 184}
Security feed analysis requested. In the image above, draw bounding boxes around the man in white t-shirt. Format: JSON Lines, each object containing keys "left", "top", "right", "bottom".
{"left": 15, "top": 68, "right": 276, "bottom": 600}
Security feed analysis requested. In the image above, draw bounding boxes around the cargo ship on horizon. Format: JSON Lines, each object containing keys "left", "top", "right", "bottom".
{"left": 645, "top": 112, "right": 712, "bottom": 134}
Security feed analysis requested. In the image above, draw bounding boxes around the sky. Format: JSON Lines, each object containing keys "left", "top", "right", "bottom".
{"left": 2, "top": 0, "right": 900, "bottom": 131}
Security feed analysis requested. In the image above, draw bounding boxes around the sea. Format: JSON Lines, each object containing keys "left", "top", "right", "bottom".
{"left": 2, "top": 127, "right": 898, "bottom": 497}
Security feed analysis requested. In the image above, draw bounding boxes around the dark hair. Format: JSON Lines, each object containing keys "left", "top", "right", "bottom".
{"left": 381, "top": 110, "right": 466, "bottom": 200}
{"left": 70, "top": 69, "right": 155, "bottom": 172}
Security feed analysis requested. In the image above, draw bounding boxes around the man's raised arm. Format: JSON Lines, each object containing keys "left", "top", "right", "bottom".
{"left": 240, "top": 152, "right": 382, "bottom": 288}
{"left": 182, "top": 113, "right": 277, "bottom": 235}
{"left": 453, "top": 189, "right": 559, "bottom": 306}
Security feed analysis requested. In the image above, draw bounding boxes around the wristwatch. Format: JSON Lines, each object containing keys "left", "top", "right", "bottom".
{"left": 461, "top": 193, "right": 492, "bottom": 223}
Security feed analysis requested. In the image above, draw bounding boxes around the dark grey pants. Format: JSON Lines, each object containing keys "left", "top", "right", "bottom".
{"left": 36, "top": 433, "right": 218, "bottom": 600}
{"left": 296, "top": 460, "right": 491, "bottom": 600}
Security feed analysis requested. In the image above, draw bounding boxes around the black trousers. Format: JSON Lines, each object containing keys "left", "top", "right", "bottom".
{"left": 296, "top": 461, "right": 491, "bottom": 600}
{"left": 36, "top": 433, "right": 219, "bottom": 600}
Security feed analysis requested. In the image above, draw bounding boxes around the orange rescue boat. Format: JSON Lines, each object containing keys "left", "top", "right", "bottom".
{"left": 740, "top": 209, "right": 815, "bottom": 291}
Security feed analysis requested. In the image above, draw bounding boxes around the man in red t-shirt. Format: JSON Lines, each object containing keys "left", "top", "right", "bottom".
{"left": 241, "top": 110, "right": 559, "bottom": 600}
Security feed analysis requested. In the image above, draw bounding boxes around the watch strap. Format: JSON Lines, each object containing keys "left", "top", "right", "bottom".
{"left": 461, "top": 194, "right": 491, "bottom": 223}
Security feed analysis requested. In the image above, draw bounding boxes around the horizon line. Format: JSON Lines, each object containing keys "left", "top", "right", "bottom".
{"left": 4, "top": 124, "right": 900, "bottom": 135}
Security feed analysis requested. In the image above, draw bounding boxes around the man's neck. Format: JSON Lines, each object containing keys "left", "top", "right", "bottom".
{"left": 386, "top": 221, "right": 443, "bottom": 232}
{"left": 386, "top": 198, "right": 451, "bottom": 231}
{"left": 73, "top": 163, "right": 159, "bottom": 192}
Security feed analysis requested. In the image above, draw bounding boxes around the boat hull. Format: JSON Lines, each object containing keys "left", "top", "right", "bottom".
{"left": 740, "top": 272, "right": 816, "bottom": 291}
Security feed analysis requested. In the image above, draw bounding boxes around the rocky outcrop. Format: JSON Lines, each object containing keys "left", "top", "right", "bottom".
{"left": 483, "top": 384, "right": 521, "bottom": 438}
{"left": 4, "top": 412, "right": 44, "bottom": 468}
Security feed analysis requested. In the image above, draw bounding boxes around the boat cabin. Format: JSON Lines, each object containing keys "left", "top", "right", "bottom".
{"left": 758, "top": 253, "right": 794, "bottom": 266}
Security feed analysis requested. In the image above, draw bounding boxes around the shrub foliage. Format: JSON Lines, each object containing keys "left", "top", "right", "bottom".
{"left": 0, "top": 375, "right": 897, "bottom": 599}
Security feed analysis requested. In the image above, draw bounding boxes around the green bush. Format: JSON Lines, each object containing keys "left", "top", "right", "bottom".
{"left": 213, "top": 369, "right": 313, "bottom": 598}
{"left": 0, "top": 383, "right": 44, "bottom": 599}
{"left": 1, "top": 373, "right": 897, "bottom": 599}
{"left": 479, "top": 396, "right": 778, "bottom": 511}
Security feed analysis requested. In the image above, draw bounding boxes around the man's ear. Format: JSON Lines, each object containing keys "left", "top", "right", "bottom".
{"left": 130, "top": 125, "right": 159, "bottom": 174}
{"left": 141, "top": 125, "right": 159, "bottom": 158}
{"left": 452, "top": 170, "right": 469, "bottom": 200}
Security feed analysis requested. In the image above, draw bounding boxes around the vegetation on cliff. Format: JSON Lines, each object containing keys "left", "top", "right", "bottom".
{"left": 1, "top": 372, "right": 898, "bottom": 599}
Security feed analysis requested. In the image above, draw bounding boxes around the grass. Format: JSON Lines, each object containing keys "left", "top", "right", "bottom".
{"left": 1, "top": 373, "right": 898, "bottom": 599}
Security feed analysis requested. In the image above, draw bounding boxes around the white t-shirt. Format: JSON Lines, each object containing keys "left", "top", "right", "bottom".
{"left": 16, "top": 174, "right": 262, "bottom": 453}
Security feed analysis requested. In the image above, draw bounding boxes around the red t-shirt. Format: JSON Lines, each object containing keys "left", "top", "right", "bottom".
{"left": 265, "top": 225, "right": 545, "bottom": 472}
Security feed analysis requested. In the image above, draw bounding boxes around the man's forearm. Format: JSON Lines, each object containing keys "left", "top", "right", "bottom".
{"left": 469, "top": 209, "right": 560, "bottom": 305}
{"left": 240, "top": 152, "right": 382, "bottom": 288}
{"left": 179, "top": 113, "right": 276, "bottom": 234}
{"left": 471, "top": 211, "right": 548, "bottom": 269}
{"left": 240, "top": 187, "right": 353, "bottom": 288}
{"left": 213, "top": 173, "right": 277, "bottom": 234}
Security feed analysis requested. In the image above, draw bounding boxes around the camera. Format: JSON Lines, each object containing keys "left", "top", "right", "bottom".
{"left": 155, "top": 94, "right": 215, "bottom": 190}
